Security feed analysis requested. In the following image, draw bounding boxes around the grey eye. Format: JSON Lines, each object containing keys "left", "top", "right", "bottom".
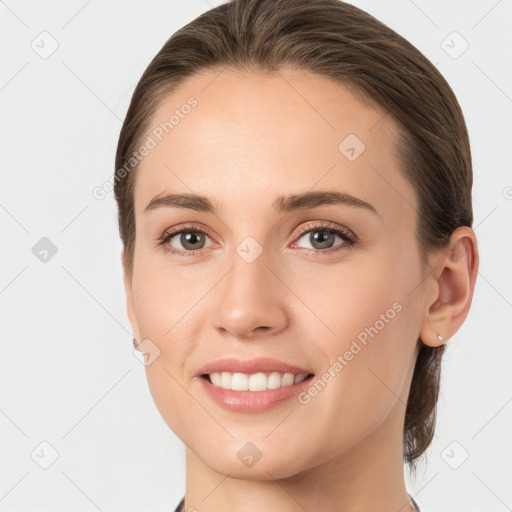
{"left": 296, "top": 229, "right": 346, "bottom": 250}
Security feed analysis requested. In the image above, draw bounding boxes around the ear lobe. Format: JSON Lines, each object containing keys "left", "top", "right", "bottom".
{"left": 121, "top": 248, "right": 141, "bottom": 341}
{"left": 420, "top": 227, "right": 479, "bottom": 348}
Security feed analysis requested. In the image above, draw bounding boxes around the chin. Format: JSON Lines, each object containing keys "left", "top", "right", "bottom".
{"left": 193, "top": 436, "right": 312, "bottom": 481}
{"left": 207, "top": 455, "right": 306, "bottom": 481}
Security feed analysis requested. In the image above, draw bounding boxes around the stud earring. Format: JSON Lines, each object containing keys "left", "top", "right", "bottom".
{"left": 133, "top": 337, "right": 141, "bottom": 349}
{"left": 437, "top": 334, "right": 443, "bottom": 342}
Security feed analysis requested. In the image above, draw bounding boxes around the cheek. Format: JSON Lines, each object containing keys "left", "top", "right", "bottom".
{"left": 131, "top": 256, "right": 189, "bottom": 338}
{"left": 289, "top": 245, "right": 412, "bottom": 341}
{"left": 130, "top": 259, "right": 209, "bottom": 426}
{"left": 290, "top": 248, "right": 418, "bottom": 408}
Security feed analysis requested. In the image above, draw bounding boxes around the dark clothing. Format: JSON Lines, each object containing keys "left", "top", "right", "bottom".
{"left": 173, "top": 497, "right": 184, "bottom": 512}
{"left": 173, "top": 493, "right": 421, "bottom": 511}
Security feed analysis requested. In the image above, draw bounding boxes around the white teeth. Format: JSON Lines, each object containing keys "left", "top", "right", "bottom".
{"left": 294, "top": 373, "right": 308, "bottom": 384}
{"left": 210, "top": 372, "right": 221, "bottom": 386}
{"left": 208, "top": 371, "right": 309, "bottom": 391}
{"left": 231, "top": 373, "right": 249, "bottom": 391}
{"left": 220, "top": 372, "right": 232, "bottom": 389}
{"left": 249, "top": 372, "right": 267, "bottom": 391}
{"left": 268, "top": 372, "right": 282, "bottom": 389}
{"left": 282, "top": 373, "right": 295, "bottom": 386}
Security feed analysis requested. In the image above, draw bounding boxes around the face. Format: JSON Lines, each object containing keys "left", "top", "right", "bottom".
{"left": 123, "top": 66, "right": 428, "bottom": 479}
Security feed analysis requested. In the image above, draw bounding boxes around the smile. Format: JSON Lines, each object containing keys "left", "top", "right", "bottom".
{"left": 203, "top": 371, "right": 312, "bottom": 391}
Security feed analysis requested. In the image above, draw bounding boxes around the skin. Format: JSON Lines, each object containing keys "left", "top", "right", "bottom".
{"left": 122, "top": 66, "right": 479, "bottom": 512}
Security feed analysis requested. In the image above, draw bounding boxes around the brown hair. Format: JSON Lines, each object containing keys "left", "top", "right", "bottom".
{"left": 114, "top": 0, "right": 473, "bottom": 475}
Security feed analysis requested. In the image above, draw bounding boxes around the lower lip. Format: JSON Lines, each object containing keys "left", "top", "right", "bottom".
{"left": 197, "top": 375, "right": 315, "bottom": 413}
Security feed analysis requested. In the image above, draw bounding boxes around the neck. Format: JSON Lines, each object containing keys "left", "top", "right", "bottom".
{"left": 183, "top": 397, "right": 415, "bottom": 512}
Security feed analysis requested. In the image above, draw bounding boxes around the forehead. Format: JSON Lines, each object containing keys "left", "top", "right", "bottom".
{"left": 133, "top": 66, "right": 416, "bottom": 222}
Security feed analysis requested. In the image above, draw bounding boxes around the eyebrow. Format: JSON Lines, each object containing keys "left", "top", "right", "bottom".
{"left": 144, "top": 190, "right": 379, "bottom": 216}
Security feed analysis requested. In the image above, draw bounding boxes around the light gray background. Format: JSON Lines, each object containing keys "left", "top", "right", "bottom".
{"left": 1, "top": 0, "right": 510, "bottom": 511}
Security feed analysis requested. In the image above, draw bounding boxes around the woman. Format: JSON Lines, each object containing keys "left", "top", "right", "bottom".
{"left": 115, "top": 0, "right": 479, "bottom": 510}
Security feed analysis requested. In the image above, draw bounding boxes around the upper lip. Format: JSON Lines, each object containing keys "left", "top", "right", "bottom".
{"left": 196, "top": 357, "right": 313, "bottom": 377}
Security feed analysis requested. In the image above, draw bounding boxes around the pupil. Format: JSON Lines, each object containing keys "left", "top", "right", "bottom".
{"left": 182, "top": 232, "right": 204, "bottom": 250}
{"left": 311, "top": 230, "right": 334, "bottom": 249}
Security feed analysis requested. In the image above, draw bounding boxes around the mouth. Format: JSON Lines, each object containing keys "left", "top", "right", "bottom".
{"left": 200, "top": 371, "right": 315, "bottom": 391}
{"left": 196, "top": 359, "right": 316, "bottom": 412}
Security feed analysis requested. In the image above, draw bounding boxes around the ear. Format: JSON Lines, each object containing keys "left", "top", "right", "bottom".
{"left": 419, "top": 226, "right": 479, "bottom": 347}
{"left": 121, "top": 249, "right": 141, "bottom": 344}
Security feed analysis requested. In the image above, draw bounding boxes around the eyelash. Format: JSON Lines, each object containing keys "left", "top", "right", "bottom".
{"left": 157, "top": 221, "right": 357, "bottom": 258}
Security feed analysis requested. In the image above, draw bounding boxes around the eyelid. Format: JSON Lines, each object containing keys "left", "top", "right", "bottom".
{"left": 160, "top": 222, "right": 215, "bottom": 238}
{"left": 158, "top": 220, "right": 357, "bottom": 256}
{"left": 292, "top": 220, "right": 356, "bottom": 241}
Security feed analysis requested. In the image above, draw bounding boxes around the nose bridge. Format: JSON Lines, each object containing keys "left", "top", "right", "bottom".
{"left": 230, "top": 239, "right": 271, "bottom": 295}
{"left": 214, "top": 235, "right": 288, "bottom": 337}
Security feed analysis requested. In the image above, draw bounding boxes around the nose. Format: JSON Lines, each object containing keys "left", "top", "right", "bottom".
{"left": 213, "top": 246, "right": 289, "bottom": 340}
